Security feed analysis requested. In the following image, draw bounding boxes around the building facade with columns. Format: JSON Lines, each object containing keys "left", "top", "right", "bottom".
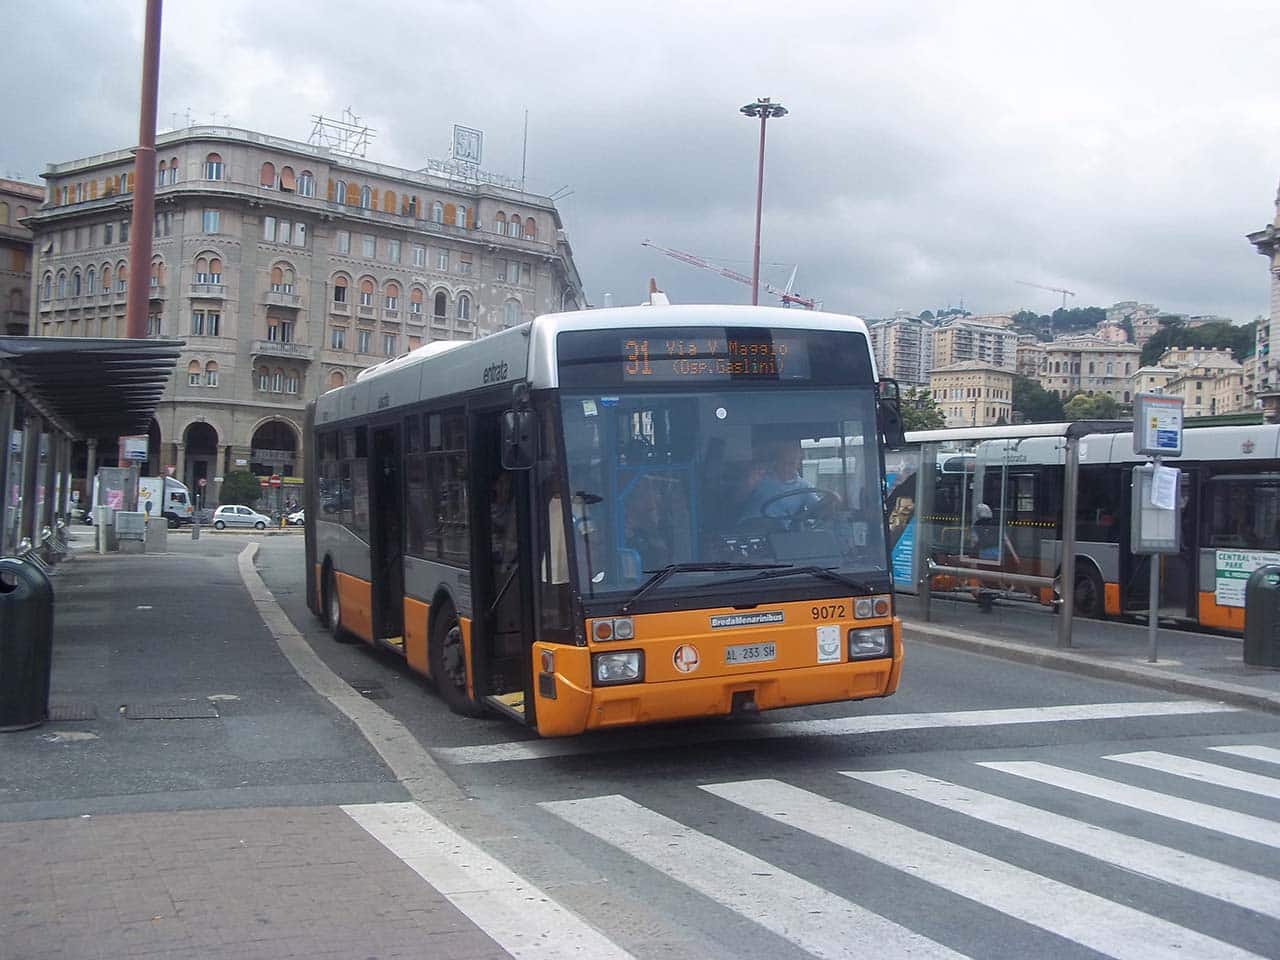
{"left": 1039, "top": 335, "right": 1141, "bottom": 402}
{"left": 25, "top": 126, "right": 586, "bottom": 503}
{"left": 1, "top": 179, "right": 43, "bottom": 336}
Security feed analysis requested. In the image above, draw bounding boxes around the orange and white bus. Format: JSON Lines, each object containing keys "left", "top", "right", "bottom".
{"left": 304, "top": 304, "right": 905, "bottom": 736}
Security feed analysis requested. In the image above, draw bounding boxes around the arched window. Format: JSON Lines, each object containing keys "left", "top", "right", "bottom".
{"left": 523, "top": 217, "right": 537, "bottom": 240}
{"left": 345, "top": 182, "right": 359, "bottom": 206}
{"left": 101, "top": 265, "right": 111, "bottom": 293}
{"left": 410, "top": 287, "right": 424, "bottom": 315}
{"left": 298, "top": 170, "right": 314, "bottom": 196}
{"left": 86, "top": 266, "right": 96, "bottom": 295}
{"left": 0, "top": 201, "right": 9, "bottom": 225}
{"left": 335, "top": 179, "right": 348, "bottom": 204}
{"left": 328, "top": 370, "right": 345, "bottom": 389}
{"left": 285, "top": 370, "right": 299, "bottom": 394}
{"left": 258, "top": 366, "right": 271, "bottom": 391}
{"left": 456, "top": 293, "right": 471, "bottom": 321}
{"left": 156, "top": 160, "right": 166, "bottom": 187}
{"left": 71, "top": 270, "right": 81, "bottom": 297}
{"left": 503, "top": 299, "right": 520, "bottom": 327}
{"left": 333, "top": 275, "right": 349, "bottom": 303}
{"left": 41, "top": 273, "right": 52, "bottom": 300}
{"left": 168, "top": 157, "right": 178, "bottom": 184}
{"left": 494, "top": 211, "right": 506, "bottom": 235}
{"left": 16, "top": 205, "right": 27, "bottom": 219}
{"left": 433, "top": 291, "right": 447, "bottom": 320}
{"left": 56, "top": 271, "right": 66, "bottom": 298}
{"left": 272, "top": 369, "right": 284, "bottom": 393}
{"left": 271, "top": 265, "right": 283, "bottom": 291}
{"left": 204, "top": 153, "right": 223, "bottom": 180}
{"left": 195, "top": 257, "right": 209, "bottom": 283}
{"left": 280, "top": 166, "right": 296, "bottom": 191}
{"left": 384, "top": 190, "right": 396, "bottom": 212}
{"left": 508, "top": 215, "right": 521, "bottom": 239}
{"left": 432, "top": 201, "right": 444, "bottom": 223}
{"left": 209, "top": 257, "right": 222, "bottom": 282}
{"left": 455, "top": 204, "right": 467, "bottom": 228}
{"left": 151, "top": 259, "right": 165, "bottom": 288}
{"left": 205, "top": 361, "right": 219, "bottom": 387}
{"left": 260, "top": 161, "right": 276, "bottom": 187}
{"left": 406, "top": 195, "right": 419, "bottom": 217}
{"left": 121, "top": 173, "right": 132, "bottom": 194}
{"left": 188, "top": 360, "right": 202, "bottom": 387}
{"left": 385, "top": 282, "right": 399, "bottom": 310}
{"left": 359, "top": 278, "right": 374, "bottom": 307}
{"left": 116, "top": 260, "right": 128, "bottom": 291}
{"left": 359, "top": 185, "right": 372, "bottom": 209}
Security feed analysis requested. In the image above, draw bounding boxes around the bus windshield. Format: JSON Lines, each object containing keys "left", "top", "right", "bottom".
{"left": 560, "top": 387, "right": 888, "bottom": 600}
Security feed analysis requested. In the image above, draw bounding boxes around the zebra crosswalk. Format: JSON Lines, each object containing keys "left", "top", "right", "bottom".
{"left": 535, "top": 740, "right": 1280, "bottom": 960}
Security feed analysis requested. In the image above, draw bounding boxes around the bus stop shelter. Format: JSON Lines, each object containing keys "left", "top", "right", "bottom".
{"left": 886, "top": 421, "right": 1131, "bottom": 647}
{"left": 0, "top": 337, "right": 182, "bottom": 560}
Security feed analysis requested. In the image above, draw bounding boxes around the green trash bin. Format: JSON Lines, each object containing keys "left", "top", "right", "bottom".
{"left": 0, "top": 557, "right": 54, "bottom": 731}
{"left": 1243, "top": 564, "right": 1280, "bottom": 668}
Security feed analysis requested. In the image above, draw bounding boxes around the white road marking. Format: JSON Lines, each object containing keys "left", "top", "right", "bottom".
{"left": 435, "top": 700, "right": 1240, "bottom": 765}
{"left": 843, "top": 768, "right": 1280, "bottom": 921}
{"left": 704, "top": 778, "right": 1265, "bottom": 960}
{"left": 1210, "top": 744, "right": 1280, "bottom": 766}
{"left": 982, "top": 761, "right": 1280, "bottom": 848}
{"left": 343, "top": 801, "right": 635, "bottom": 960}
{"left": 1105, "top": 751, "right": 1280, "bottom": 800}
{"left": 540, "top": 794, "right": 968, "bottom": 960}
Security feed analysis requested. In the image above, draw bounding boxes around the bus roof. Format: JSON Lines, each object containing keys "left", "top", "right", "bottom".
{"left": 314, "top": 304, "right": 877, "bottom": 426}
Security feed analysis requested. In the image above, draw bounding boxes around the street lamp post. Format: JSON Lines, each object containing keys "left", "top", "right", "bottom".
{"left": 740, "top": 97, "right": 787, "bottom": 306}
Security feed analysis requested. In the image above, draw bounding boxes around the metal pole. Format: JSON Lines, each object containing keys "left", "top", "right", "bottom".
{"left": 0, "top": 390, "right": 14, "bottom": 555}
{"left": 917, "top": 442, "right": 937, "bottom": 622}
{"left": 124, "top": 0, "right": 163, "bottom": 340}
{"left": 19, "top": 415, "right": 41, "bottom": 549}
{"left": 1148, "top": 456, "right": 1160, "bottom": 663}
{"left": 1057, "top": 435, "right": 1080, "bottom": 648}
{"left": 750, "top": 110, "right": 767, "bottom": 307}
{"left": 85, "top": 438, "right": 97, "bottom": 515}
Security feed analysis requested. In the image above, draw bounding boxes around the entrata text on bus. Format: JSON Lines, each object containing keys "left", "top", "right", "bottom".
{"left": 304, "top": 305, "right": 906, "bottom": 736}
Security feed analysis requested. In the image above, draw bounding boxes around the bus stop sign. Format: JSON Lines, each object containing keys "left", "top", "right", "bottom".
{"left": 1133, "top": 393, "right": 1183, "bottom": 458}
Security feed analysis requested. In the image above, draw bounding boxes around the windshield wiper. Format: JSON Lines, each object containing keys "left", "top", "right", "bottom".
{"left": 620, "top": 561, "right": 788, "bottom": 614}
{"left": 720, "top": 564, "right": 878, "bottom": 594}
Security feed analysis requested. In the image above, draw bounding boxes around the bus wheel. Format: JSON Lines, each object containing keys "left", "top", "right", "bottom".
{"left": 1074, "top": 565, "right": 1105, "bottom": 620}
{"left": 431, "top": 602, "right": 482, "bottom": 716}
{"left": 326, "top": 569, "right": 358, "bottom": 644}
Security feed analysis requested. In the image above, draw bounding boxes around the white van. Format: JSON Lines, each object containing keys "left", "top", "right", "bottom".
{"left": 84, "top": 475, "right": 194, "bottom": 528}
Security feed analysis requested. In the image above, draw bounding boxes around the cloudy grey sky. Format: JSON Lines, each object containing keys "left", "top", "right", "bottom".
{"left": 5, "top": 0, "right": 1278, "bottom": 320}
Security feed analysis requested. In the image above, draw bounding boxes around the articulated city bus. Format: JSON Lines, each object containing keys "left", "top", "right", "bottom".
{"left": 304, "top": 304, "right": 906, "bottom": 736}
{"left": 886, "top": 423, "right": 1280, "bottom": 634}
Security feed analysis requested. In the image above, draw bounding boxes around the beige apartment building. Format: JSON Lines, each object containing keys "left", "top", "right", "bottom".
{"left": 1040, "top": 335, "right": 1141, "bottom": 402}
{"left": 1015, "top": 335, "right": 1046, "bottom": 379}
{"left": 1130, "top": 366, "right": 1179, "bottom": 395}
{"left": 1107, "top": 301, "right": 1163, "bottom": 347}
{"left": 867, "top": 313, "right": 933, "bottom": 385}
{"left": 932, "top": 318, "right": 1018, "bottom": 371}
{"left": 26, "top": 126, "right": 586, "bottom": 501}
{"left": 1165, "top": 367, "right": 1246, "bottom": 416}
{"left": 929, "top": 362, "right": 1014, "bottom": 427}
{"left": 1, "top": 179, "right": 42, "bottom": 336}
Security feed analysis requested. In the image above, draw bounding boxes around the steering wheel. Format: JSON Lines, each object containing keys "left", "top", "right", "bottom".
{"left": 757, "top": 487, "right": 841, "bottom": 526}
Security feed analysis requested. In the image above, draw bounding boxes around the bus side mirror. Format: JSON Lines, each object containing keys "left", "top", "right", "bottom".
{"left": 501, "top": 409, "right": 536, "bottom": 470}
{"left": 878, "top": 378, "right": 906, "bottom": 449}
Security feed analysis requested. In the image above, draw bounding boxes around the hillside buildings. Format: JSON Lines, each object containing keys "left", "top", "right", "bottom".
{"left": 928, "top": 362, "right": 1014, "bottom": 427}
{"left": 0, "top": 179, "right": 42, "bottom": 336}
{"left": 867, "top": 312, "right": 933, "bottom": 386}
{"left": 25, "top": 125, "right": 586, "bottom": 501}
{"left": 1040, "top": 335, "right": 1141, "bottom": 402}
{"left": 931, "top": 316, "right": 1018, "bottom": 370}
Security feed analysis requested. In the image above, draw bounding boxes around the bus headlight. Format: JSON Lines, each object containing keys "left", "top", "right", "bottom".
{"left": 848, "top": 627, "right": 890, "bottom": 660}
{"left": 592, "top": 650, "right": 644, "bottom": 686}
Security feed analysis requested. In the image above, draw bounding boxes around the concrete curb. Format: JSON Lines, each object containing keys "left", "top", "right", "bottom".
{"left": 904, "top": 620, "right": 1280, "bottom": 716}
{"left": 235, "top": 542, "right": 465, "bottom": 804}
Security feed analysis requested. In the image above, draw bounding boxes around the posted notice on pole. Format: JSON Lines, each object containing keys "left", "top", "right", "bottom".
{"left": 1215, "top": 550, "right": 1280, "bottom": 607}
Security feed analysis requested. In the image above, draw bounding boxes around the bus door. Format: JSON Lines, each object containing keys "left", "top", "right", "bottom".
{"left": 470, "top": 407, "right": 535, "bottom": 722}
{"left": 369, "top": 424, "right": 405, "bottom": 644}
{"left": 1121, "top": 466, "right": 1199, "bottom": 620}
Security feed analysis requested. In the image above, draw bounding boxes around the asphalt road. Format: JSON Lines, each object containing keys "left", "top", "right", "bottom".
{"left": 254, "top": 536, "right": 1280, "bottom": 960}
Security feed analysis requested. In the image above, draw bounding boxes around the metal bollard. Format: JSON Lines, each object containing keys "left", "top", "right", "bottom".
{"left": 191, "top": 515, "right": 200, "bottom": 541}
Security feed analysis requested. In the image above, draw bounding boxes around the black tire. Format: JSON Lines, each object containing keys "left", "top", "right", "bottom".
{"left": 214, "top": 520, "right": 226, "bottom": 530}
{"left": 255, "top": 520, "right": 266, "bottom": 530}
{"left": 430, "top": 601, "right": 482, "bottom": 716}
{"left": 326, "top": 568, "right": 359, "bottom": 643}
{"left": 1073, "top": 564, "right": 1106, "bottom": 620}
{"left": 166, "top": 514, "right": 179, "bottom": 529}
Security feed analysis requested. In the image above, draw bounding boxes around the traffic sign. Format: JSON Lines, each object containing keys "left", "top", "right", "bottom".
{"left": 268, "top": 475, "right": 282, "bottom": 487}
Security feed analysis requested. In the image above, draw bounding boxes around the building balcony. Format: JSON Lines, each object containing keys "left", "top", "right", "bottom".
{"left": 190, "top": 282, "right": 226, "bottom": 299}
{"left": 330, "top": 301, "right": 349, "bottom": 316}
{"left": 264, "top": 289, "right": 302, "bottom": 309}
{"left": 251, "top": 339, "right": 315, "bottom": 362}
{"left": 383, "top": 309, "right": 399, "bottom": 322}
{"left": 149, "top": 284, "right": 166, "bottom": 301}
{"left": 358, "top": 305, "right": 376, "bottom": 319}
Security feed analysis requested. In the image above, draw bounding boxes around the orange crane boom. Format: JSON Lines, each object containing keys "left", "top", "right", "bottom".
{"left": 642, "top": 239, "right": 820, "bottom": 309}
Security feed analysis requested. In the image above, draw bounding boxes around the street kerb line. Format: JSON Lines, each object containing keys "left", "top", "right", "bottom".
{"left": 235, "top": 543, "right": 463, "bottom": 803}
{"left": 434, "top": 700, "right": 1242, "bottom": 766}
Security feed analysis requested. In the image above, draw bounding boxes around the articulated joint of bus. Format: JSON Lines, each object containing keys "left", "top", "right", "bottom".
{"left": 530, "top": 596, "right": 903, "bottom": 737}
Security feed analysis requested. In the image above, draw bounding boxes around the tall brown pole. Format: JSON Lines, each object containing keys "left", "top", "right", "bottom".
{"left": 125, "top": 0, "right": 163, "bottom": 340}
{"left": 750, "top": 112, "right": 766, "bottom": 307}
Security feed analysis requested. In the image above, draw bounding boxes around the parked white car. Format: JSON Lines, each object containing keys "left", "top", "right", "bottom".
{"left": 212, "top": 504, "right": 271, "bottom": 530}
{"left": 287, "top": 509, "right": 305, "bottom": 525}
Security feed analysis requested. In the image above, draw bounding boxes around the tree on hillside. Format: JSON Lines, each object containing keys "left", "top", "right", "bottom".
{"left": 218, "top": 471, "right": 262, "bottom": 507}
{"left": 1139, "top": 319, "right": 1256, "bottom": 367}
{"left": 1063, "top": 391, "right": 1120, "bottom": 420}
{"left": 901, "top": 387, "right": 946, "bottom": 431}
{"left": 1051, "top": 306, "right": 1107, "bottom": 333}
{"left": 1012, "top": 375, "right": 1065, "bottom": 423}
{"left": 919, "top": 310, "right": 934, "bottom": 321}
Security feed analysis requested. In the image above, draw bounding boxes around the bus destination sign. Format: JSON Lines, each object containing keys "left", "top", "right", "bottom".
{"left": 622, "top": 335, "right": 811, "bottom": 382}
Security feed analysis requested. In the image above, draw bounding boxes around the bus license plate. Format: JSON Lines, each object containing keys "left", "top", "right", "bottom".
{"left": 725, "top": 641, "right": 777, "bottom": 665}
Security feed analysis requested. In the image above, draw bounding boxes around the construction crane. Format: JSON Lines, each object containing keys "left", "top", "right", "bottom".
{"left": 1016, "top": 280, "right": 1076, "bottom": 310}
{"left": 642, "top": 239, "right": 820, "bottom": 309}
